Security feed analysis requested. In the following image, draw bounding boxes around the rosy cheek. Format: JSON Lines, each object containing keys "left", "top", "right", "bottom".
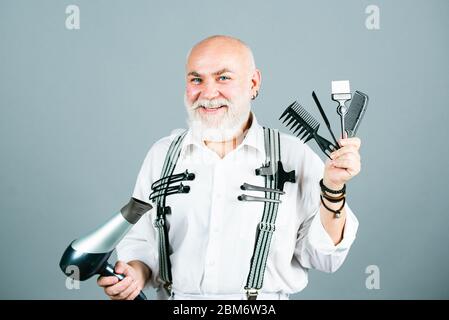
{"left": 185, "top": 85, "right": 200, "bottom": 101}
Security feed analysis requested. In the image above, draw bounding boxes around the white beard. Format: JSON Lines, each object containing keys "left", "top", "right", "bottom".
{"left": 184, "top": 94, "right": 251, "bottom": 142}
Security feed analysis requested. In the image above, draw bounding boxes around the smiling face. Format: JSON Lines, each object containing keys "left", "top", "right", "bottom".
{"left": 184, "top": 36, "right": 261, "bottom": 142}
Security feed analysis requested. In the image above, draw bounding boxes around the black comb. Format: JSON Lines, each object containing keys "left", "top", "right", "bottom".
{"left": 279, "top": 101, "right": 338, "bottom": 158}
{"left": 345, "top": 90, "right": 369, "bottom": 137}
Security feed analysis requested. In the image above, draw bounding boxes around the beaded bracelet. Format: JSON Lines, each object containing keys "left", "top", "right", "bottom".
{"left": 320, "top": 179, "right": 346, "bottom": 195}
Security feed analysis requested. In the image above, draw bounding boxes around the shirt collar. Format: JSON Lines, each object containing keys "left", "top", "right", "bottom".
{"left": 240, "top": 112, "right": 265, "bottom": 155}
{"left": 179, "top": 112, "right": 266, "bottom": 159}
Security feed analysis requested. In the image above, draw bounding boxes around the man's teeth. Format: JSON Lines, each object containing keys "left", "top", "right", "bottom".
{"left": 202, "top": 105, "right": 227, "bottom": 109}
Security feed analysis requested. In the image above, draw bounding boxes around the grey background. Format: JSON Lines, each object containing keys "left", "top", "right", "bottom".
{"left": 1, "top": 0, "right": 448, "bottom": 299}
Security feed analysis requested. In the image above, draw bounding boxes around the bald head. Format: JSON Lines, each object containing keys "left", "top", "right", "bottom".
{"left": 186, "top": 35, "right": 256, "bottom": 74}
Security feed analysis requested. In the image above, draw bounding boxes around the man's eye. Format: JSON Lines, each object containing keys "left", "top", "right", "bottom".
{"left": 191, "top": 78, "right": 202, "bottom": 84}
{"left": 218, "top": 75, "right": 230, "bottom": 81}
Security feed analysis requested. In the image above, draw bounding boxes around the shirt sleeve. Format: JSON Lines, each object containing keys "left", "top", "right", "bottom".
{"left": 293, "top": 144, "right": 359, "bottom": 273}
{"left": 115, "top": 144, "right": 161, "bottom": 290}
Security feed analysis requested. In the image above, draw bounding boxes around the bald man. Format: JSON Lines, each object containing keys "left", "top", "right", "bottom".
{"left": 97, "top": 35, "right": 361, "bottom": 300}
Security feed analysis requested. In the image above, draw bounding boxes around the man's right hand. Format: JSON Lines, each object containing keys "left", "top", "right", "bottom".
{"left": 97, "top": 260, "right": 146, "bottom": 300}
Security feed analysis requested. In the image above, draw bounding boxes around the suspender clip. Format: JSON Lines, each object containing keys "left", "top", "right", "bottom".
{"left": 164, "top": 282, "right": 173, "bottom": 297}
{"left": 255, "top": 161, "right": 275, "bottom": 177}
{"left": 276, "top": 161, "right": 296, "bottom": 191}
{"left": 245, "top": 288, "right": 259, "bottom": 300}
{"left": 156, "top": 205, "right": 171, "bottom": 217}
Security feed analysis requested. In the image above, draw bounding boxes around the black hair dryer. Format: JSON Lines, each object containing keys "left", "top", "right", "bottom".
{"left": 59, "top": 198, "right": 153, "bottom": 300}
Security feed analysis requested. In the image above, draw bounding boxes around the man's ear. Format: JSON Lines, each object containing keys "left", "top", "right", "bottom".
{"left": 250, "top": 68, "right": 261, "bottom": 92}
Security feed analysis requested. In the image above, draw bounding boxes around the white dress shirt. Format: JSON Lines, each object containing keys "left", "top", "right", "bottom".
{"left": 116, "top": 113, "right": 359, "bottom": 300}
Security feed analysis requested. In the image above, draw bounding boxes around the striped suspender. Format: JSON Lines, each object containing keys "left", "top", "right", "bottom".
{"left": 152, "top": 130, "right": 187, "bottom": 294}
{"left": 245, "top": 127, "right": 283, "bottom": 300}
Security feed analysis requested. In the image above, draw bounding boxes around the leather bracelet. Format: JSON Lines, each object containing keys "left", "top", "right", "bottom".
{"left": 320, "top": 195, "right": 346, "bottom": 218}
{"left": 321, "top": 192, "right": 346, "bottom": 203}
{"left": 320, "top": 179, "right": 346, "bottom": 195}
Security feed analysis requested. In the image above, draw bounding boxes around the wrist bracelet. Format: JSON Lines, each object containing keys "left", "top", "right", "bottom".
{"left": 320, "top": 195, "right": 346, "bottom": 218}
{"left": 321, "top": 192, "right": 346, "bottom": 203}
{"left": 320, "top": 179, "right": 346, "bottom": 194}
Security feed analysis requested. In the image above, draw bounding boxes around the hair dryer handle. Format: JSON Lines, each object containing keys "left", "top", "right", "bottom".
{"left": 103, "top": 263, "right": 147, "bottom": 300}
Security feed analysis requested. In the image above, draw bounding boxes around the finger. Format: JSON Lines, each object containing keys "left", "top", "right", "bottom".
{"left": 330, "top": 146, "right": 360, "bottom": 160}
{"left": 339, "top": 137, "right": 361, "bottom": 149}
{"left": 126, "top": 287, "right": 141, "bottom": 301}
{"left": 331, "top": 158, "right": 359, "bottom": 171}
{"left": 114, "top": 261, "right": 126, "bottom": 274}
{"left": 114, "top": 261, "right": 131, "bottom": 277}
{"left": 109, "top": 292, "right": 124, "bottom": 301}
{"left": 347, "top": 167, "right": 359, "bottom": 177}
{"left": 116, "top": 279, "right": 138, "bottom": 300}
{"left": 97, "top": 276, "right": 119, "bottom": 287}
{"left": 104, "top": 276, "right": 133, "bottom": 296}
{"left": 334, "top": 161, "right": 361, "bottom": 178}
{"left": 332, "top": 155, "right": 356, "bottom": 165}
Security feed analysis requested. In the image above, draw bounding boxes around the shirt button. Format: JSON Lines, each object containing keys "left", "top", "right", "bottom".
{"left": 213, "top": 226, "right": 219, "bottom": 233}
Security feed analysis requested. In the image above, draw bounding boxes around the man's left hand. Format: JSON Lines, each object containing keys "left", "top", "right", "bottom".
{"left": 323, "top": 137, "right": 361, "bottom": 190}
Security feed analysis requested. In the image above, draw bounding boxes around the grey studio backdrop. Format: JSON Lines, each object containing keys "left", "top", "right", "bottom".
{"left": 0, "top": 0, "right": 448, "bottom": 300}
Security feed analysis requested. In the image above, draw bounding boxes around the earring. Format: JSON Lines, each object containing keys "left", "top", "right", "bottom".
{"left": 251, "top": 90, "right": 259, "bottom": 100}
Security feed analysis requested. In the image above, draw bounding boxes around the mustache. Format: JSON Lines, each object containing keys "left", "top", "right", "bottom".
{"left": 191, "top": 98, "right": 232, "bottom": 110}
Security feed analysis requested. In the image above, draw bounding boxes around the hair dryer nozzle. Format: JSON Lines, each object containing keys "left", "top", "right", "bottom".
{"left": 121, "top": 197, "right": 153, "bottom": 224}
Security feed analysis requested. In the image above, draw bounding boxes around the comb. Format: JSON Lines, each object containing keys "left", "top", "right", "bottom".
{"left": 279, "top": 101, "right": 338, "bottom": 158}
{"left": 344, "top": 90, "right": 369, "bottom": 137}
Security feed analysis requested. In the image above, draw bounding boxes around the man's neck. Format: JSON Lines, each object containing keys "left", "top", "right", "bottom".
{"left": 204, "top": 114, "right": 252, "bottom": 159}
